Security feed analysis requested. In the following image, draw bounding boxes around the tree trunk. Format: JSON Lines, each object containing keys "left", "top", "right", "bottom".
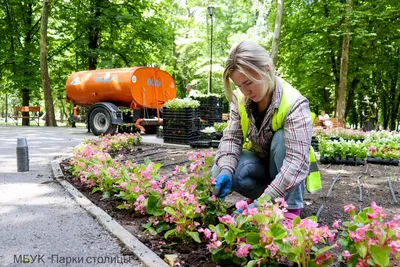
{"left": 22, "top": 89, "right": 30, "bottom": 126}
{"left": 345, "top": 77, "right": 359, "bottom": 119}
{"left": 4, "top": 0, "right": 15, "bottom": 124}
{"left": 40, "top": 0, "right": 57, "bottom": 127}
{"left": 323, "top": 0, "right": 340, "bottom": 115}
{"left": 389, "top": 48, "right": 399, "bottom": 130}
{"left": 22, "top": 2, "right": 33, "bottom": 126}
{"left": 88, "top": 0, "right": 102, "bottom": 70}
{"left": 271, "top": 0, "right": 284, "bottom": 67}
{"left": 336, "top": 0, "right": 352, "bottom": 126}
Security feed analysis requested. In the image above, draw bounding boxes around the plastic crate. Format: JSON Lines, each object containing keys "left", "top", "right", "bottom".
{"left": 164, "top": 134, "right": 199, "bottom": 145}
{"left": 163, "top": 108, "right": 200, "bottom": 120}
{"left": 163, "top": 118, "right": 200, "bottom": 128}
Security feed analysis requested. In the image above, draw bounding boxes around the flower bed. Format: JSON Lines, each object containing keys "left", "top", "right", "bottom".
{"left": 316, "top": 130, "right": 400, "bottom": 165}
{"left": 64, "top": 134, "right": 400, "bottom": 267}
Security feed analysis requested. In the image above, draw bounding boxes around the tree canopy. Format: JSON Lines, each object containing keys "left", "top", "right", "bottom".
{"left": 0, "top": 0, "right": 399, "bottom": 129}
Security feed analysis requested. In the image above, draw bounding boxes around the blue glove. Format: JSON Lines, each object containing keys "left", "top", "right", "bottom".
{"left": 212, "top": 172, "right": 232, "bottom": 200}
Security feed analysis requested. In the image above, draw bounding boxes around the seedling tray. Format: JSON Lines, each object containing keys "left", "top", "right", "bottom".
{"left": 320, "top": 156, "right": 365, "bottom": 165}
{"left": 366, "top": 157, "right": 399, "bottom": 166}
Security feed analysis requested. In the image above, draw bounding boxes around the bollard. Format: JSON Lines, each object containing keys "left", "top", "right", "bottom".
{"left": 16, "top": 137, "right": 29, "bottom": 172}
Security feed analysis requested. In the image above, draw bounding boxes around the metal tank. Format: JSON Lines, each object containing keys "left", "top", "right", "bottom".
{"left": 65, "top": 67, "right": 176, "bottom": 135}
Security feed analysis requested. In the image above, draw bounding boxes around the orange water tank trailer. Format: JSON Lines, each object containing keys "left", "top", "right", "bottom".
{"left": 65, "top": 67, "right": 176, "bottom": 136}
{"left": 66, "top": 67, "right": 176, "bottom": 109}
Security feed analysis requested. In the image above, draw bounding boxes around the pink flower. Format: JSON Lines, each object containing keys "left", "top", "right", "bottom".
{"left": 311, "top": 232, "right": 321, "bottom": 243}
{"left": 388, "top": 240, "right": 400, "bottom": 254}
{"left": 235, "top": 200, "right": 248, "bottom": 211}
{"left": 200, "top": 228, "right": 212, "bottom": 239}
{"left": 265, "top": 243, "right": 279, "bottom": 257}
{"left": 367, "top": 201, "right": 384, "bottom": 219}
{"left": 275, "top": 197, "right": 288, "bottom": 208}
{"left": 314, "top": 252, "right": 332, "bottom": 266}
{"left": 344, "top": 204, "right": 355, "bottom": 213}
{"left": 235, "top": 244, "right": 252, "bottom": 258}
{"left": 218, "top": 215, "right": 236, "bottom": 225}
{"left": 132, "top": 186, "right": 140, "bottom": 193}
{"left": 150, "top": 180, "right": 157, "bottom": 189}
{"left": 206, "top": 241, "right": 222, "bottom": 250}
{"left": 332, "top": 219, "right": 341, "bottom": 229}
{"left": 356, "top": 258, "right": 368, "bottom": 267}
{"left": 172, "top": 165, "right": 180, "bottom": 175}
{"left": 342, "top": 250, "right": 352, "bottom": 261}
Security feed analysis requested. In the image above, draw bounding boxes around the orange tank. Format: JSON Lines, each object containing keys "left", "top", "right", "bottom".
{"left": 66, "top": 67, "right": 176, "bottom": 109}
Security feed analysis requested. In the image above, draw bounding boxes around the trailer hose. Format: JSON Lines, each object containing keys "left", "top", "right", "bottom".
{"left": 318, "top": 167, "right": 343, "bottom": 222}
{"left": 316, "top": 204, "right": 324, "bottom": 221}
{"left": 387, "top": 178, "right": 399, "bottom": 204}
{"left": 327, "top": 173, "right": 342, "bottom": 198}
{"left": 357, "top": 175, "right": 363, "bottom": 202}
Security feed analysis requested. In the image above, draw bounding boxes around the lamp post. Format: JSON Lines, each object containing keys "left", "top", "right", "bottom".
{"left": 208, "top": 6, "right": 214, "bottom": 94}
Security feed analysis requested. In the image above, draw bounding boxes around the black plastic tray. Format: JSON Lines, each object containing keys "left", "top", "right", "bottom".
{"left": 366, "top": 157, "right": 399, "bottom": 166}
{"left": 320, "top": 157, "right": 366, "bottom": 165}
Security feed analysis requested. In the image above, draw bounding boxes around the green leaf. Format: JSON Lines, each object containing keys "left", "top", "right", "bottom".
{"left": 91, "top": 187, "right": 100, "bottom": 194}
{"left": 164, "top": 207, "right": 176, "bottom": 216}
{"left": 183, "top": 206, "right": 194, "bottom": 218}
{"left": 142, "top": 222, "right": 151, "bottom": 229}
{"left": 144, "top": 157, "right": 151, "bottom": 165}
{"left": 116, "top": 204, "right": 127, "bottom": 210}
{"left": 224, "top": 229, "right": 236, "bottom": 244}
{"left": 315, "top": 244, "right": 335, "bottom": 257}
{"left": 146, "top": 195, "right": 164, "bottom": 216}
{"left": 215, "top": 224, "right": 226, "bottom": 238}
{"left": 156, "top": 223, "right": 170, "bottom": 233}
{"left": 306, "top": 216, "right": 318, "bottom": 222}
{"left": 370, "top": 245, "right": 390, "bottom": 266}
{"left": 102, "top": 191, "right": 111, "bottom": 199}
{"left": 146, "top": 226, "right": 158, "bottom": 235}
{"left": 164, "top": 229, "right": 176, "bottom": 240}
{"left": 292, "top": 216, "right": 301, "bottom": 227}
{"left": 247, "top": 260, "right": 257, "bottom": 267}
{"left": 245, "top": 232, "right": 260, "bottom": 245}
{"left": 355, "top": 242, "right": 367, "bottom": 258}
{"left": 269, "top": 224, "right": 287, "bottom": 239}
{"left": 188, "top": 231, "right": 201, "bottom": 243}
{"left": 153, "top": 163, "right": 162, "bottom": 170}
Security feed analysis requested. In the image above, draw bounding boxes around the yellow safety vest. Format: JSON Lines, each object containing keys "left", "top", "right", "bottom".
{"left": 237, "top": 79, "right": 322, "bottom": 193}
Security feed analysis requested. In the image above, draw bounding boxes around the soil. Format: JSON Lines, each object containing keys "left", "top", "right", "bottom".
{"left": 60, "top": 143, "right": 400, "bottom": 267}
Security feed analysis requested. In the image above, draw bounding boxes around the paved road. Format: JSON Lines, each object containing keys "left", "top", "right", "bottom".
{"left": 0, "top": 125, "right": 142, "bottom": 267}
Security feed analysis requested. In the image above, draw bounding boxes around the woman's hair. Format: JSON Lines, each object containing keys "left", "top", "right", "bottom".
{"left": 223, "top": 41, "right": 275, "bottom": 103}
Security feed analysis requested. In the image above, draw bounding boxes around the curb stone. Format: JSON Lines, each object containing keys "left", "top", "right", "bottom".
{"left": 51, "top": 160, "right": 170, "bottom": 267}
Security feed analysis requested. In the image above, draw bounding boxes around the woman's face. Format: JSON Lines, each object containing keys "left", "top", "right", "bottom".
{"left": 230, "top": 70, "right": 269, "bottom": 103}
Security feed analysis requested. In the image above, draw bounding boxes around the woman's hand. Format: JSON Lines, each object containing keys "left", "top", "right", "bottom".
{"left": 212, "top": 173, "right": 232, "bottom": 200}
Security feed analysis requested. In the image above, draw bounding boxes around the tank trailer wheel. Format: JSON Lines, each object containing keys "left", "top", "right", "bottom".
{"left": 89, "top": 108, "right": 117, "bottom": 136}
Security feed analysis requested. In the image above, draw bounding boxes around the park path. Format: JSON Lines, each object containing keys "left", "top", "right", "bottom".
{"left": 0, "top": 125, "right": 142, "bottom": 267}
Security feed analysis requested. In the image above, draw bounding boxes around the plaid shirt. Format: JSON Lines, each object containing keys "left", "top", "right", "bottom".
{"left": 215, "top": 76, "right": 312, "bottom": 199}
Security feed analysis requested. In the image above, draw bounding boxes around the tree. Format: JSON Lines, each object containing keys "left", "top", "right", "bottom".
{"left": 40, "top": 0, "right": 57, "bottom": 126}
{"left": 271, "top": 0, "right": 284, "bottom": 67}
{"left": 336, "top": 0, "right": 352, "bottom": 125}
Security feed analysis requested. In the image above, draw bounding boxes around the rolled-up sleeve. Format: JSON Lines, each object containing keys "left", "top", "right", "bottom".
{"left": 264, "top": 96, "right": 312, "bottom": 199}
{"left": 214, "top": 101, "right": 243, "bottom": 175}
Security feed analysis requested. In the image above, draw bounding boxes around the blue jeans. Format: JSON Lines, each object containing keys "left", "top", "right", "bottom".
{"left": 212, "top": 129, "right": 305, "bottom": 209}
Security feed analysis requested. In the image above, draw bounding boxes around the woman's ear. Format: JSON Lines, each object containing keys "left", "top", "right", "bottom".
{"left": 265, "top": 65, "right": 271, "bottom": 73}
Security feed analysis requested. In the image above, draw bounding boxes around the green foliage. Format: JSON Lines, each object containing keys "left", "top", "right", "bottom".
{"left": 338, "top": 203, "right": 400, "bottom": 266}
{"left": 1, "top": 0, "right": 400, "bottom": 129}
{"left": 213, "top": 121, "right": 228, "bottom": 132}
{"left": 164, "top": 98, "right": 200, "bottom": 108}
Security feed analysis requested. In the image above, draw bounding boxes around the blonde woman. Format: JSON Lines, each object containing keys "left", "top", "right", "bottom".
{"left": 212, "top": 41, "right": 318, "bottom": 220}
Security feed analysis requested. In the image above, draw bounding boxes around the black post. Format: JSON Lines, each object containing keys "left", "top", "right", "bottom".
{"left": 208, "top": 6, "right": 214, "bottom": 94}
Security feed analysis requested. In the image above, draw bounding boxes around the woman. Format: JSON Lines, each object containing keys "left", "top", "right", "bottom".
{"left": 212, "top": 41, "right": 319, "bottom": 218}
